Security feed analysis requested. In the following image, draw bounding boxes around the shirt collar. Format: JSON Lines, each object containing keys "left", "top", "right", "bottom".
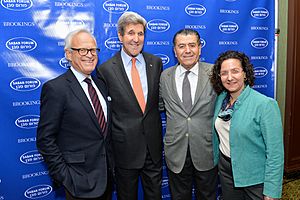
{"left": 70, "top": 66, "right": 90, "bottom": 83}
{"left": 121, "top": 48, "right": 143, "bottom": 66}
{"left": 178, "top": 62, "right": 199, "bottom": 76}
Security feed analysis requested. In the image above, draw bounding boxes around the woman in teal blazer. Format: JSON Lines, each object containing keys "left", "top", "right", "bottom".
{"left": 210, "top": 50, "right": 284, "bottom": 200}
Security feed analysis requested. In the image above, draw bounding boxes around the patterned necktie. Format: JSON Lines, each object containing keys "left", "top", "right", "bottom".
{"left": 84, "top": 77, "right": 107, "bottom": 135}
{"left": 182, "top": 71, "right": 192, "bottom": 112}
{"left": 131, "top": 57, "right": 146, "bottom": 113}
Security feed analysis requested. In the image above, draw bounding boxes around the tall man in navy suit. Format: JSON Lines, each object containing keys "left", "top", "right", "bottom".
{"left": 97, "top": 11, "right": 163, "bottom": 200}
{"left": 37, "top": 29, "right": 113, "bottom": 200}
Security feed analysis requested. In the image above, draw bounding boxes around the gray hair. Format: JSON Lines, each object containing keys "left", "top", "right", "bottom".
{"left": 64, "top": 29, "right": 96, "bottom": 50}
{"left": 117, "top": 11, "right": 147, "bottom": 36}
{"left": 173, "top": 29, "right": 201, "bottom": 46}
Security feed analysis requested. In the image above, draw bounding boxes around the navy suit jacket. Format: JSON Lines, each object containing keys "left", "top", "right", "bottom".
{"left": 97, "top": 52, "right": 163, "bottom": 169}
{"left": 37, "top": 69, "right": 112, "bottom": 198}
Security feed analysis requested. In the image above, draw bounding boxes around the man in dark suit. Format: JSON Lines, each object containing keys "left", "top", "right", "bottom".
{"left": 97, "top": 11, "right": 163, "bottom": 200}
{"left": 160, "top": 29, "right": 219, "bottom": 200}
{"left": 37, "top": 29, "right": 113, "bottom": 200}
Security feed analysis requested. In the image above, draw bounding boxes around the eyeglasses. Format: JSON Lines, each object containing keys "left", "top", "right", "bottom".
{"left": 70, "top": 48, "right": 100, "bottom": 56}
{"left": 219, "top": 68, "right": 243, "bottom": 77}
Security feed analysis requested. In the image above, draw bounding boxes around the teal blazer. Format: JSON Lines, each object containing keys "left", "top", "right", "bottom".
{"left": 213, "top": 85, "right": 284, "bottom": 198}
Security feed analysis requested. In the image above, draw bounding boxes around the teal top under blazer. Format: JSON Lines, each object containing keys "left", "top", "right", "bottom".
{"left": 213, "top": 85, "right": 284, "bottom": 198}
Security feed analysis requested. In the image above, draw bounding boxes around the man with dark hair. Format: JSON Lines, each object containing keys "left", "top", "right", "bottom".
{"left": 160, "top": 29, "right": 219, "bottom": 200}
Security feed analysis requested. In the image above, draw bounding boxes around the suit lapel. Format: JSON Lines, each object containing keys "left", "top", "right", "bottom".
{"left": 193, "top": 62, "right": 210, "bottom": 106}
{"left": 166, "top": 64, "right": 186, "bottom": 112}
{"left": 143, "top": 53, "right": 156, "bottom": 114}
{"left": 65, "top": 70, "right": 102, "bottom": 133}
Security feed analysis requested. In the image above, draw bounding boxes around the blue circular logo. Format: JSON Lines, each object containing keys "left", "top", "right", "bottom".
{"left": 103, "top": 0, "right": 129, "bottom": 14}
{"left": 251, "top": 37, "right": 268, "bottom": 49}
{"left": 154, "top": 54, "right": 170, "bottom": 66}
{"left": 219, "top": 21, "right": 239, "bottom": 34}
{"left": 147, "top": 19, "right": 170, "bottom": 33}
{"left": 15, "top": 115, "right": 40, "bottom": 129}
{"left": 6, "top": 37, "right": 37, "bottom": 52}
{"left": 105, "top": 37, "right": 122, "bottom": 51}
{"left": 251, "top": 7, "right": 269, "bottom": 19}
{"left": 59, "top": 57, "right": 71, "bottom": 69}
{"left": 185, "top": 4, "right": 206, "bottom": 17}
{"left": 24, "top": 184, "right": 52, "bottom": 199}
{"left": 254, "top": 67, "right": 268, "bottom": 78}
{"left": 1, "top": 0, "right": 33, "bottom": 11}
{"left": 10, "top": 77, "right": 41, "bottom": 92}
{"left": 20, "top": 150, "right": 43, "bottom": 165}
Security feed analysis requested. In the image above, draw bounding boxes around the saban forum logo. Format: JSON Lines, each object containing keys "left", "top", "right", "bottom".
{"left": 147, "top": 19, "right": 170, "bottom": 33}
{"left": 15, "top": 115, "right": 39, "bottom": 129}
{"left": 105, "top": 37, "right": 122, "bottom": 50}
{"left": 20, "top": 150, "right": 43, "bottom": 165}
{"left": 154, "top": 54, "right": 170, "bottom": 66}
{"left": 6, "top": 37, "right": 37, "bottom": 52}
{"left": 185, "top": 4, "right": 206, "bottom": 17}
{"left": 219, "top": 21, "right": 239, "bottom": 34}
{"left": 254, "top": 67, "right": 268, "bottom": 78}
{"left": 251, "top": 37, "right": 268, "bottom": 49}
{"left": 24, "top": 184, "right": 52, "bottom": 199}
{"left": 103, "top": 0, "right": 129, "bottom": 14}
{"left": 59, "top": 57, "right": 71, "bottom": 69}
{"left": 1, "top": 0, "right": 33, "bottom": 11}
{"left": 10, "top": 77, "right": 41, "bottom": 92}
{"left": 251, "top": 7, "right": 269, "bottom": 19}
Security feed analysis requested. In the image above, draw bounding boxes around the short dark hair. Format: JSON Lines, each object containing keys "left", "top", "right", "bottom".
{"left": 172, "top": 29, "right": 201, "bottom": 46}
{"left": 210, "top": 50, "right": 255, "bottom": 94}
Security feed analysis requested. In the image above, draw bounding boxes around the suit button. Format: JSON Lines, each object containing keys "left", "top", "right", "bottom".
{"left": 185, "top": 133, "right": 189, "bottom": 137}
{"left": 187, "top": 117, "right": 191, "bottom": 121}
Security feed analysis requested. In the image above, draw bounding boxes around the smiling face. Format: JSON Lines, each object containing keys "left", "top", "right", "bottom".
{"left": 174, "top": 34, "right": 201, "bottom": 70}
{"left": 118, "top": 23, "right": 145, "bottom": 57}
{"left": 65, "top": 31, "right": 98, "bottom": 76}
{"left": 220, "top": 58, "right": 246, "bottom": 98}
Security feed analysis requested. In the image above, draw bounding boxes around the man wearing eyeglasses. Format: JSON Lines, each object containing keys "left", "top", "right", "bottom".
{"left": 37, "top": 29, "right": 113, "bottom": 200}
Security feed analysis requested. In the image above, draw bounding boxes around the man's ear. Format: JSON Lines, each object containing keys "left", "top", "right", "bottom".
{"left": 118, "top": 32, "right": 123, "bottom": 43}
{"left": 65, "top": 49, "right": 72, "bottom": 62}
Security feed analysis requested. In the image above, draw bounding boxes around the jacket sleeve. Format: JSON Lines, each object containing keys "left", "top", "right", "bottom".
{"left": 36, "top": 82, "right": 69, "bottom": 186}
{"left": 260, "top": 99, "right": 284, "bottom": 198}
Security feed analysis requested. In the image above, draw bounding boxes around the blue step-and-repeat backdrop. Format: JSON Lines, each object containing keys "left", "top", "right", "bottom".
{"left": 0, "top": 0, "right": 275, "bottom": 199}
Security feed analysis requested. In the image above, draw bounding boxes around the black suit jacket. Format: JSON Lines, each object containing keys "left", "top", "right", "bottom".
{"left": 36, "top": 69, "right": 112, "bottom": 198}
{"left": 97, "top": 52, "right": 163, "bottom": 169}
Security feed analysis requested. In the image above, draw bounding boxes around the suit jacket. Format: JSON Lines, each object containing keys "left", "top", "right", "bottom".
{"left": 213, "top": 85, "right": 284, "bottom": 198}
{"left": 160, "top": 62, "right": 219, "bottom": 173}
{"left": 36, "top": 69, "right": 112, "bottom": 198}
{"left": 97, "top": 51, "right": 163, "bottom": 169}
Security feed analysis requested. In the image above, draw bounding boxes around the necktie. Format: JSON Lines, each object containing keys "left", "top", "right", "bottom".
{"left": 84, "top": 78, "right": 107, "bottom": 135}
{"left": 131, "top": 57, "right": 146, "bottom": 113}
{"left": 182, "top": 71, "right": 192, "bottom": 112}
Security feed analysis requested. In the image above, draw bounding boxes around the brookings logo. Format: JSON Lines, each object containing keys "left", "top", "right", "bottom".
{"left": 103, "top": 0, "right": 129, "bottom": 14}
{"left": 251, "top": 37, "right": 268, "bottom": 49}
{"left": 10, "top": 77, "right": 41, "bottom": 92}
{"left": 105, "top": 37, "right": 122, "bottom": 51}
{"left": 1, "top": 0, "right": 33, "bottom": 11}
{"left": 154, "top": 54, "right": 170, "bottom": 66}
{"left": 185, "top": 4, "right": 206, "bottom": 17}
{"left": 254, "top": 67, "right": 268, "bottom": 78}
{"left": 251, "top": 7, "right": 269, "bottom": 19}
{"left": 15, "top": 115, "right": 40, "bottom": 129}
{"left": 147, "top": 19, "right": 170, "bottom": 33}
{"left": 219, "top": 21, "right": 239, "bottom": 34}
{"left": 24, "top": 184, "right": 52, "bottom": 199}
{"left": 20, "top": 150, "right": 43, "bottom": 165}
{"left": 6, "top": 37, "right": 37, "bottom": 52}
{"left": 59, "top": 57, "right": 71, "bottom": 69}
